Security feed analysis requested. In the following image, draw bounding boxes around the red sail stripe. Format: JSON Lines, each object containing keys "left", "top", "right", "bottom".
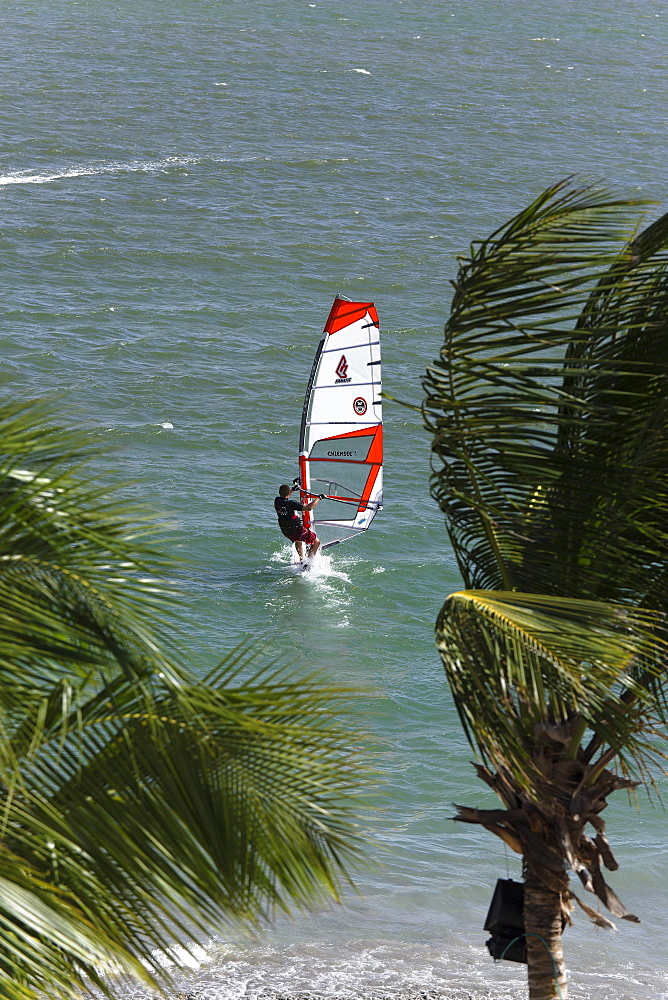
{"left": 358, "top": 463, "right": 381, "bottom": 512}
{"left": 324, "top": 299, "right": 379, "bottom": 336}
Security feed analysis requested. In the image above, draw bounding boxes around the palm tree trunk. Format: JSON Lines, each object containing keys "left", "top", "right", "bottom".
{"left": 524, "top": 864, "right": 568, "bottom": 1000}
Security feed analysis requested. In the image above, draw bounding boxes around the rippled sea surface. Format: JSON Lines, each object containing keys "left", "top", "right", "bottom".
{"left": 3, "top": 2, "right": 668, "bottom": 998}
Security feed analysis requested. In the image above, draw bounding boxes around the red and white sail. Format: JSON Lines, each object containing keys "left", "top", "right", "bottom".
{"left": 299, "top": 297, "right": 383, "bottom": 550}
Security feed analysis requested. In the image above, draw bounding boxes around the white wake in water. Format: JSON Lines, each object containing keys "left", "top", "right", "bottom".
{"left": 289, "top": 552, "right": 340, "bottom": 581}
{"left": 271, "top": 545, "right": 352, "bottom": 585}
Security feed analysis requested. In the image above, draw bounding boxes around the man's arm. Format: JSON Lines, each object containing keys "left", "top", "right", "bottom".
{"left": 289, "top": 489, "right": 322, "bottom": 513}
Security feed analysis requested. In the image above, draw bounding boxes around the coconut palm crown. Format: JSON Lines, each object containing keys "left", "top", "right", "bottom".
{"left": 422, "top": 180, "right": 668, "bottom": 999}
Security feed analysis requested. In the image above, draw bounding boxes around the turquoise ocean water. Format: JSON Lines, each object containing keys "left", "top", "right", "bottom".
{"left": 3, "top": 2, "right": 668, "bottom": 997}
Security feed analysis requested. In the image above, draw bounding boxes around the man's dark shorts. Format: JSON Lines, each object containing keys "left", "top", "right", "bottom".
{"left": 282, "top": 526, "right": 317, "bottom": 545}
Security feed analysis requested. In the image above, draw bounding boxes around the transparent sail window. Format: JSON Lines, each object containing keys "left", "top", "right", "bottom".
{"left": 308, "top": 434, "right": 375, "bottom": 463}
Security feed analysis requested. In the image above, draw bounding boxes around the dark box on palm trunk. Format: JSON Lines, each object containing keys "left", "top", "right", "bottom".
{"left": 484, "top": 878, "right": 527, "bottom": 964}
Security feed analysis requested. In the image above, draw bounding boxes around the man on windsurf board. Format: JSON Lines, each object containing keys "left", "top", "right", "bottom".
{"left": 274, "top": 484, "right": 322, "bottom": 563}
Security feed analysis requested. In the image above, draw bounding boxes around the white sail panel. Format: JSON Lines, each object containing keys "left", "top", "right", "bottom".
{"left": 298, "top": 297, "right": 383, "bottom": 549}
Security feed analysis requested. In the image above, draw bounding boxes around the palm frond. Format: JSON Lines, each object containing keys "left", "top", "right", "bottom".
{"left": 437, "top": 590, "right": 668, "bottom": 793}
{"left": 0, "top": 402, "right": 369, "bottom": 999}
{"left": 0, "top": 859, "right": 149, "bottom": 1000}
{"left": 0, "top": 403, "right": 188, "bottom": 712}
{"left": 1, "top": 648, "right": 367, "bottom": 990}
{"left": 423, "top": 180, "right": 668, "bottom": 603}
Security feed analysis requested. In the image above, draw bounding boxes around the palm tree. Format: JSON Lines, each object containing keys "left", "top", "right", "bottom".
{"left": 0, "top": 400, "right": 366, "bottom": 1000}
{"left": 421, "top": 180, "right": 668, "bottom": 1000}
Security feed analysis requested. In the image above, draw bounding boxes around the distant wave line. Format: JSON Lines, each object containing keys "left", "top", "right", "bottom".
{"left": 0, "top": 153, "right": 355, "bottom": 187}
{"left": 0, "top": 156, "right": 201, "bottom": 187}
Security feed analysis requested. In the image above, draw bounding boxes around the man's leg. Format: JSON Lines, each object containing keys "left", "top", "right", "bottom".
{"left": 307, "top": 536, "right": 321, "bottom": 559}
{"left": 294, "top": 540, "right": 304, "bottom": 559}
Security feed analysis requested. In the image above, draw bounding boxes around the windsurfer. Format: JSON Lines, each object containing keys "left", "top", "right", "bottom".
{"left": 274, "top": 484, "right": 322, "bottom": 562}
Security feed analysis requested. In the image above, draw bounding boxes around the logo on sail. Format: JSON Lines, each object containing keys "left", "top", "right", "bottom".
{"left": 353, "top": 397, "right": 367, "bottom": 415}
{"left": 335, "top": 355, "right": 351, "bottom": 383}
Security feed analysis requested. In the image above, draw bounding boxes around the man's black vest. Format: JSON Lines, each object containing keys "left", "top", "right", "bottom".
{"left": 274, "top": 496, "right": 303, "bottom": 535}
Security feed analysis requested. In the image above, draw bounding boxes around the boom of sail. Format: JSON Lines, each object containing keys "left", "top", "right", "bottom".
{"left": 298, "top": 296, "right": 383, "bottom": 550}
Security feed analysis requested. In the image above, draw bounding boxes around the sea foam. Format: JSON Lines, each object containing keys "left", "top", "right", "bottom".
{"left": 0, "top": 156, "right": 200, "bottom": 187}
